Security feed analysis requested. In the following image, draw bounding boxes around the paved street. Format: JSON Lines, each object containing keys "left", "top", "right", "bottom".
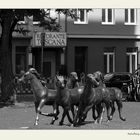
{"left": 0, "top": 101, "right": 140, "bottom": 130}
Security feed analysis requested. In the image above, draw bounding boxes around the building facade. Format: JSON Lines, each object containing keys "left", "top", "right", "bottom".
{"left": 65, "top": 9, "right": 140, "bottom": 76}
{"left": 1, "top": 8, "right": 140, "bottom": 79}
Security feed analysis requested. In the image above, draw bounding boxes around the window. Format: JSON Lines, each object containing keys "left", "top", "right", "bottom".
{"left": 33, "top": 15, "right": 40, "bottom": 25}
{"left": 102, "top": 9, "right": 114, "bottom": 25}
{"left": 74, "top": 9, "right": 87, "bottom": 24}
{"left": 126, "top": 48, "right": 137, "bottom": 73}
{"left": 104, "top": 47, "right": 115, "bottom": 73}
{"left": 125, "top": 9, "right": 137, "bottom": 25}
{"left": 17, "top": 16, "right": 25, "bottom": 24}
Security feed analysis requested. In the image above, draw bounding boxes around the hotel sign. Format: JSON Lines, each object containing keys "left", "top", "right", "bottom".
{"left": 34, "top": 32, "right": 66, "bottom": 47}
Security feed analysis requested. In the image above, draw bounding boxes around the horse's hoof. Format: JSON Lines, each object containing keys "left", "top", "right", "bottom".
{"left": 110, "top": 115, "right": 113, "bottom": 120}
{"left": 94, "top": 120, "right": 98, "bottom": 124}
{"left": 73, "top": 123, "right": 79, "bottom": 127}
{"left": 67, "top": 123, "right": 72, "bottom": 127}
{"left": 106, "top": 120, "right": 110, "bottom": 123}
{"left": 59, "top": 122, "right": 63, "bottom": 125}
{"left": 34, "top": 123, "right": 38, "bottom": 126}
{"left": 71, "top": 124, "right": 74, "bottom": 127}
{"left": 98, "top": 120, "right": 102, "bottom": 124}
{"left": 50, "top": 121, "right": 54, "bottom": 125}
{"left": 121, "top": 117, "right": 126, "bottom": 121}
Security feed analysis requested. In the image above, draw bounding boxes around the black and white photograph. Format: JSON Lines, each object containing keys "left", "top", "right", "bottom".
{"left": 0, "top": 1, "right": 140, "bottom": 139}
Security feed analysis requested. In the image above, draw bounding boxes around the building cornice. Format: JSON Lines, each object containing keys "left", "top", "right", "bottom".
{"left": 67, "top": 34, "right": 140, "bottom": 39}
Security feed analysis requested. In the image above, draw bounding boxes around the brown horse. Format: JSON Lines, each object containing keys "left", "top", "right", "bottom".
{"left": 93, "top": 71, "right": 126, "bottom": 122}
{"left": 51, "top": 75, "right": 84, "bottom": 125}
{"left": 19, "top": 71, "right": 59, "bottom": 125}
{"left": 66, "top": 72, "right": 79, "bottom": 89}
{"left": 73, "top": 74, "right": 113, "bottom": 126}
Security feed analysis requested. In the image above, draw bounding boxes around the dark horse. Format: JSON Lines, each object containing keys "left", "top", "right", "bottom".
{"left": 73, "top": 73, "right": 114, "bottom": 126}
{"left": 19, "top": 71, "right": 58, "bottom": 125}
{"left": 51, "top": 75, "right": 84, "bottom": 125}
{"left": 92, "top": 71, "right": 126, "bottom": 123}
{"left": 19, "top": 70, "right": 84, "bottom": 125}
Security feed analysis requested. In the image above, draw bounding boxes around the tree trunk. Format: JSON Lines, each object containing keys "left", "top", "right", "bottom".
{"left": 0, "top": 13, "right": 14, "bottom": 102}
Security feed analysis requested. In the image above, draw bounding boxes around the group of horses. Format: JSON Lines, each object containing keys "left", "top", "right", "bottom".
{"left": 18, "top": 68, "right": 126, "bottom": 127}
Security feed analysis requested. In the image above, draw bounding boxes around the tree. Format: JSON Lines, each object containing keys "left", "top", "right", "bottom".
{"left": 0, "top": 9, "right": 79, "bottom": 103}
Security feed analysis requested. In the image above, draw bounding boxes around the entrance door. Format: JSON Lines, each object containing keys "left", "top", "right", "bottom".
{"left": 43, "top": 61, "right": 51, "bottom": 78}
{"left": 75, "top": 47, "right": 87, "bottom": 76}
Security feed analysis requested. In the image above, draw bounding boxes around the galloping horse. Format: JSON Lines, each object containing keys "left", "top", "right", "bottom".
{"left": 73, "top": 74, "right": 112, "bottom": 126}
{"left": 51, "top": 75, "right": 84, "bottom": 125}
{"left": 93, "top": 71, "right": 126, "bottom": 122}
{"left": 19, "top": 71, "right": 58, "bottom": 125}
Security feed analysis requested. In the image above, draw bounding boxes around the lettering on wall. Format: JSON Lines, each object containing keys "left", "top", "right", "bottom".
{"left": 34, "top": 32, "right": 66, "bottom": 47}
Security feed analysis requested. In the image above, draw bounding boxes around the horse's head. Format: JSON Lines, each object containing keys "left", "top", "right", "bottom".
{"left": 68, "top": 72, "right": 79, "bottom": 88}
{"left": 70, "top": 72, "right": 78, "bottom": 80}
{"left": 55, "top": 75, "right": 66, "bottom": 89}
{"left": 93, "top": 71, "right": 105, "bottom": 87}
{"left": 86, "top": 74, "right": 99, "bottom": 87}
{"left": 19, "top": 71, "right": 35, "bottom": 83}
{"left": 29, "top": 68, "right": 41, "bottom": 79}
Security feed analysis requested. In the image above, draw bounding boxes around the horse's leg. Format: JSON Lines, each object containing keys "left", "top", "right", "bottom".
{"left": 59, "top": 108, "right": 67, "bottom": 125}
{"left": 109, "top": 102, "right": 115, "bottom": 120}
{"left": 105, "top": 102, "right": 112, "bottom": 123}
{"left": 79, "top": 104, "right": 93, "bottom": 124}
{"left": 50, "top": 103, "right": 59, "bottom": 125}
{"left": 66, "top": 109, "right": 73, "bottom": 125}
{"left": 41, "top": 104, "right": 60, "bottom": 118}
{"left": 92, "top": 105, "right": 97, "bottom": 120}
{"left": 37, "top": 99, "right": 46, "bottom": 114}
{"left": 73, "top": 103, "right": 84, "bottom": 126}
{"left": 34, "top": 98, "right": 46, "bottom": 125}
{"left": 73, "top": 106, "right": 80, "bottom": 126}
{"left": 71, "top": 105, "right": 75, "bottom": 120}
{"left": 116, "top": 100, "right": 126, "bottom": 121}
{"left": 34, "top": 101, "right": 39, "bottom": 126}
{"left": 95, "top": 103, "right": 105, "bottom": 124}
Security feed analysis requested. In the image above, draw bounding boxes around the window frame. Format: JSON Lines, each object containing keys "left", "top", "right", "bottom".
{"left": 124, "top": 9, "right": 137, "bottom": 25}
{"left": 74, "top": 9, "right": 88, "bottom": 24}
{"left": 104, "top": 52, "right": 115, "bottom": 73}
{"left": 126, "top": 52, "right": 137, "bottom": 73}
{"left": 102, "top": 9, "right": 115, "bottom": 25}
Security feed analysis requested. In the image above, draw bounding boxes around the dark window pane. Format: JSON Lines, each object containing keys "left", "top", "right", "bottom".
{"left": 109, "top": 55, "right": 113, "bottom": 72}
{"left": 33, "top": 16, "right": 40, "bottom": 21}
{"left": 108, "top": 9, "right": 112, "bottom": 22}
{"left": 126, "top": 55, "right": 129, "bottom": 72}
{"left": 104, "top": 55, "right": 107, "bottom": 73}
{"left": 132, "top": 55, "right": 136, "bottom": 73}
{"left": 125, "top": 9, "right": 128, "bottom": 23}
{"left": 75, "top": 9, "right": 78, "bottom": 21}
{"left": 104, "top": 47, "right": 115, "bottom": 52}
{"left": 131, "top": 9, "right": 135, "bottom": 23}
{"left": 80, "top": 9, "right": 85, "bottom": 21}
{"left": 102, "top": 9, "right": 105, "bottom": 22}
{"left": 127, "top": 47, "right": 137, "bottom": 52}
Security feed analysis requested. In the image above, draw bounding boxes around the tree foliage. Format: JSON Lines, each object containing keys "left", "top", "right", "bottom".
{"left": 0, "top": 8, "right": 88, "bottom": 103}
